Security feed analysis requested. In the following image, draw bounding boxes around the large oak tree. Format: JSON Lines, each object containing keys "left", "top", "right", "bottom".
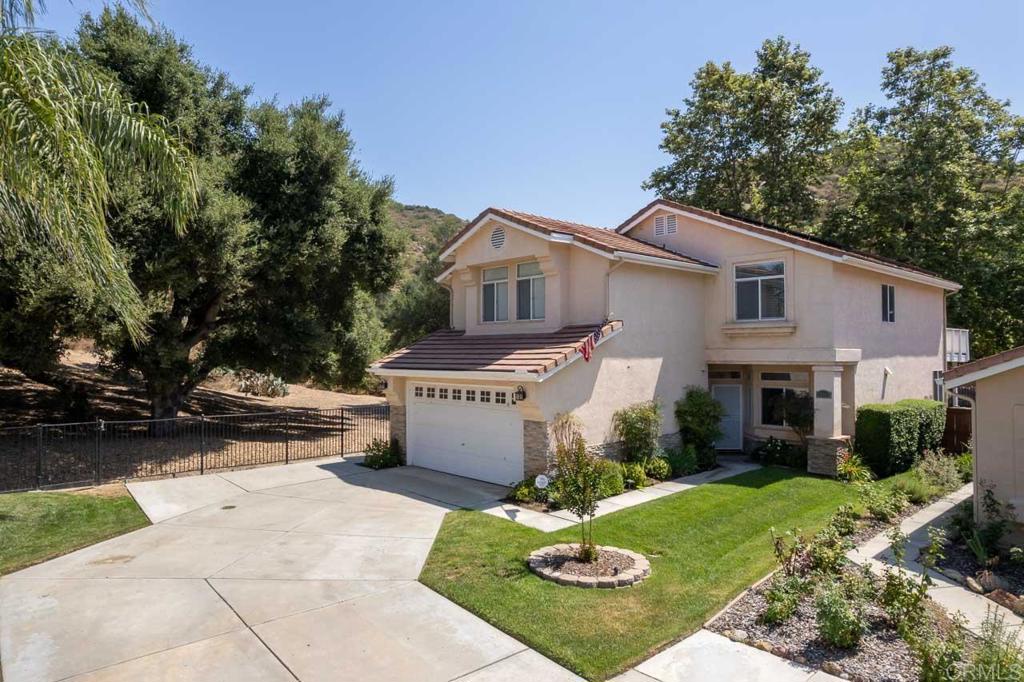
{"left": 79, "top": 9, "right": 402, "bottom": 418}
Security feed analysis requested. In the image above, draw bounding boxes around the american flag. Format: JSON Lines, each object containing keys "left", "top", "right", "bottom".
{"left": 580, "top": 327, "right": 604, "bottom": 362}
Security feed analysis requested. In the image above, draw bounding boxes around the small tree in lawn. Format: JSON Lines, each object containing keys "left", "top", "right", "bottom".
{"left": 552, "top": 413, "right": 602, "bottom": 562}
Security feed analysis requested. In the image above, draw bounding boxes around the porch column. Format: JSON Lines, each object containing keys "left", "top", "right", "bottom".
{"left": 808, "top": 365, "right": 847, "bottom": 477}
{"left": 811, "top": 365, "right": 843, "bottom": 439}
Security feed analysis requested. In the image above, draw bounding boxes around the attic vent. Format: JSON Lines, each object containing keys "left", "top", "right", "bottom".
{"left": 654, "top": 214, "right": 677, "bottom": 236}
{"left": 490, "top": 226, "right": 506, "bottom": 249}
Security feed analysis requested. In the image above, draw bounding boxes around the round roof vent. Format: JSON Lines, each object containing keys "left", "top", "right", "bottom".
{"left": 490, "top": 226, "right": 506, "bottom": 250}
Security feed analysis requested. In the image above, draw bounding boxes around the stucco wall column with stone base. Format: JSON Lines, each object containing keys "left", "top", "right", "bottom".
{"left": 523, "top": 420, "right": 551, "bottom": 478}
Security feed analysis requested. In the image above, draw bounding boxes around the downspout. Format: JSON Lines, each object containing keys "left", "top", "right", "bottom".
{"left": 442, "top": 282, "right": 454, "bottom": 329}
{"left": 943, "top": 291, "right": 951, "bottom": 370}
{"left": 605, "top": 259, "right": 626, "bottom": 319}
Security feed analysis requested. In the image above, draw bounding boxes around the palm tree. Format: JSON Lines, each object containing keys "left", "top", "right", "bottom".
{"left": 1, "top": 0, "right": 197, "bottom": 340}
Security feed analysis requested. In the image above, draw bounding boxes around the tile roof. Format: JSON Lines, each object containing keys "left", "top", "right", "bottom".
{"left": 442, "top": 208, "right": 716, "bottom": 269}
{"left": 372, "top": 321, "right": 623, "bottom": 375}
{"left": 944, "top": 344, "right": 1024, "bottom": 383}
{"left": 617, "top": 199, "right": 958, "bottom": 285}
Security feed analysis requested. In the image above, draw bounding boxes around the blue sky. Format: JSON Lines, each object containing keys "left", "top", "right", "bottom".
{"left": 43, "top": 0, "right": 1024, "bottom": 226}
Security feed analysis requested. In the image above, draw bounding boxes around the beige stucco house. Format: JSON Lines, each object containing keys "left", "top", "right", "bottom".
{"left": 370, "top": 199, "right": 960, "bottom": 485}
{"left": 944, "top": 346, "right": 1024, "bottom": 522}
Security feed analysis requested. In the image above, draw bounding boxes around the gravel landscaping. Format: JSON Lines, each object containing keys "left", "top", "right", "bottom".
{"left": 708, "top": 570, "right": 946, "bottom": 682}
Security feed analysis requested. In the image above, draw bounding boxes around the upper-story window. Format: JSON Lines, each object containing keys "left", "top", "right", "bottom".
{"left": 654, "top": 214, "right": 677, "bottom": 236}
{"left": 482, "top": 266, "right": 508, "bottom": 322}
{"left": 882, "top": 284, "right": 895, "bottom": 323}
{"left": 516, "top": 262, "right": 545, "bottom": 320}
{"left": 735, "top": 261, "right": 785, "bottom": 321}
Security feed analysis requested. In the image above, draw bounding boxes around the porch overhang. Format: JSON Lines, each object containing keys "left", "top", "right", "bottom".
{"left": 705, "top": 347, "right": 862, "bottom": 365}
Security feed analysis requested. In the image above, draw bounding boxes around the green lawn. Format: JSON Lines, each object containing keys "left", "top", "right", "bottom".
{"left": 420, "top": 467, "right": 860, "bottom": 681}
{"left": 0, "top": 489, "right": 149, "bottom": 575}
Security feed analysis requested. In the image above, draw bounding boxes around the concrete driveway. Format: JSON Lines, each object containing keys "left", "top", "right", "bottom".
{"left": 1, "top": 459, "right": 583, "bottom": 682}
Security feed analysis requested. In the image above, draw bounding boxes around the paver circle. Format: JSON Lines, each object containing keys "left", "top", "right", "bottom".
{"left": 527, "top": 543, "right": 650, "bottom": 588}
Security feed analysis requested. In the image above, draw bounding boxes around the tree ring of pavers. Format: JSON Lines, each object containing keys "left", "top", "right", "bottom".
{"left": 527, "top": 543, "right": 651, "bottom": 588}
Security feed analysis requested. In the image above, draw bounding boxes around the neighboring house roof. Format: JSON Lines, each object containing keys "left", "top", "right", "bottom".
{"left": 370, "top": 321, "right": 623, "bottom": 382}
{"left": 438, "top": 208, "right": 717, "bottom": 273}
{"left": 616, "top": 198, "right": 961, "bottom": 291}
{"left": 944, "top": 345, "right": 1024, "bottom": 388}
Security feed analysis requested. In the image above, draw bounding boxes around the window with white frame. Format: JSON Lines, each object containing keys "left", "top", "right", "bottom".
{"left": 414, "top": 386, "right": 423, "bottom": 398}
{"left": 452, "top": 388, "right": 462, "bottom": 401}
{"left": 426, "top": 386, "right": 436, "bottom": 399}
{"left": 735, "top": 261, "right": 785, "bottom": 321}
{"left": 480, "top": 390, "right": 491, "bottom": 403}
{"left": 882, "top": 284, "right": 895, "bottom": 323}
{"left": 516, "top": 262, "right": 545, "bottom": 320}
{"left": 482, "top": 266, "right": 508, "bottom": 322}
{"left": 465, "top": 389, "right": 476, "bottom": 402}
{"left": 654, "top": 214, "right": 677, "bottom": 236}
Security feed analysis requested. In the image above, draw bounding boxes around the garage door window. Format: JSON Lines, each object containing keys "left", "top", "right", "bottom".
{"left": 480, "top": 390, "right": 491, "bottom": 403}
{"left": 495, "top": 391, "right": 507, "bottom": 405}
{"left": 412, "top": 383, "right": 518, "bottom": 409}
{"left": 414, "top": 386, "right": 423, "bottom": 398}
{"left": 426, "top": 387, "right": 436, "bottom": 399}
{"left": 452, "top": 388, "right": 462, "bottom": 400}
{"left": 465, "top": 389, "right": 476, "bottom": 402}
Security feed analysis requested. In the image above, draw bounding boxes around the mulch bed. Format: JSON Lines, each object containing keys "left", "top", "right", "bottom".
{"left": 545, "top": 548, "right": 635, "bottom": 578}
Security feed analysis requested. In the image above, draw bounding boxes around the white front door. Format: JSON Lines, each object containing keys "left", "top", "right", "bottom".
{"left": 712, "top": 384, "right": 743, "bottom": 450}
{"left": 406, "top": 383, "right": 524, "bottom": 485}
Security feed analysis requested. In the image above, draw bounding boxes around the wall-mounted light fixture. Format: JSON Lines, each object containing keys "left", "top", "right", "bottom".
{"left": 514, "top": 385, "right": 527, "bottom": 402}
{"left": 379, "top": 379, "right": 389, "bottom": 390}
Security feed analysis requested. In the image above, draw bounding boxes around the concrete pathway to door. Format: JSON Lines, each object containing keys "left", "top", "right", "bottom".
{"left": 0, "top": 458, "right": 583, "bottom": 682}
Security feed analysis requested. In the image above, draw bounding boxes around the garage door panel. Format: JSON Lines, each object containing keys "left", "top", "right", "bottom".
{"left": 407, "top": 384, "right": 523, "bottom": 486}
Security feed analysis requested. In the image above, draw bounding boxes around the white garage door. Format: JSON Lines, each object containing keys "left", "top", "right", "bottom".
{"left": 406, "top": 383, "right": 523, "bottom": 485}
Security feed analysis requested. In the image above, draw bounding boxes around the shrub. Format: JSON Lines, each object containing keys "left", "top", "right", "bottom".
{"left": 955, "top": 452, "right": 974, "bottom": 483}
{"left": 674, "top": 386, "right": 724, "bottom": 466}
{"left": 855, "top": 399, "right": 945, "bottom": 477}
{"left": 858, "top": 482, "right": 908, "bottom": 522}
{"left": 914, "top": 451, "right": 962, "bottom": 494}
{"left": 808, "top": 525, "right": 851, "bottom": 575}
{"left": 552, "top": 413, "right": 602, "bottom": 561}
{"left": 760, "top": 574, "right": 807, "bottom": 624}
{"left": 234, "top": 369, "right": 290, "bottom": 397}
{"left": 815, "top": 582, "right": 866, "bottom": 648}
{"left": 597, "top": 460, "right": 625, "bottom": 498}
{"left": 894, "top": 474, "right": 939, "bottom": 505}
{"left": 509, "top": 479, "right": 547, "bottom": 504}
{"left": 644, "top": 455, "right": 672, "bottom": 481}
{"left": 363, "top": 437, "right": 402, "bottom": 469}
{"left": 898, "top": 399, "right": 947, "bottom": 455}
{"left": 612, "top": 400, "right": 662, "bottom": 463}
{"left": 663, "top": 444, "right": 699, "bottom": 477}
{"left": 752, "top": 436, "right": 807, "bottom": 468}
{"left": 836, "top": 450, "right": 874, "bottom": 483}
{"left": 880, "top": 529, "right": 931, "bottom": 638}
{"left": 912, "top": 617, "right": 966, "bottom": 682}
{"left": 828, "top": 504, "right": 859, "bottom": 537}
{"left": 622, "top": 461, "right": 648, "bottom": 489}
{"left": 963, "top": 610, "right": 1024, "bottom": 680}
{"left": 771, "top": 528, "right": 813, "bottom": 577}
{"left": 977, "top": 486, "right": 1015, "bottom": 555}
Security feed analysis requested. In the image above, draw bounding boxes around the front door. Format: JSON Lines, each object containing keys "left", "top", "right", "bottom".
{"left": 712, "top": 384, "right": 743, "bottom": 450}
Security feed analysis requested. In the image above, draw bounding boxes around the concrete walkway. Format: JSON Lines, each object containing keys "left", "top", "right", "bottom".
{"left": 479, "top": 456, "right": 761, "bottom": 531}
{"left": 611, "top": 631, "right": 842, "bottom": 682}
{"left": 0, "top": 458, "right": 583, "bottom": 682}
{"left": 847, "top": 482, "right": 1024, "bottom": 639}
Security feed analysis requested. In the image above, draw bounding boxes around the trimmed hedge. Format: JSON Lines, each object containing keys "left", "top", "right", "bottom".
{"left": 855, "top": 399, "right": 946, "bottom": 477}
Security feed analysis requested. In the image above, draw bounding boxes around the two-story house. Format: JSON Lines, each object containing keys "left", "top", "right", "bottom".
{"left": 370, "top": 199, "right": 960, "bottom": 485}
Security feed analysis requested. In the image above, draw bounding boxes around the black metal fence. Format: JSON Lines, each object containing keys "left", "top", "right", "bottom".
{"left": 0, "top": 405, "right": 389, "bottom": 493}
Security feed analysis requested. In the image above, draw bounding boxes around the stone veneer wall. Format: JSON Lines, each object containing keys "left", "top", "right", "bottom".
{"left": 523, "top": 420, "right": 551, "bottom": 478}
{"left": 389, "top": 405, "right": 407, "bottom": 454}
{"left": 586, "top": 432, "right": 683, "bottom": 462}
{"left": 807, "top": 436, "right": 849, "bottom": 478}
